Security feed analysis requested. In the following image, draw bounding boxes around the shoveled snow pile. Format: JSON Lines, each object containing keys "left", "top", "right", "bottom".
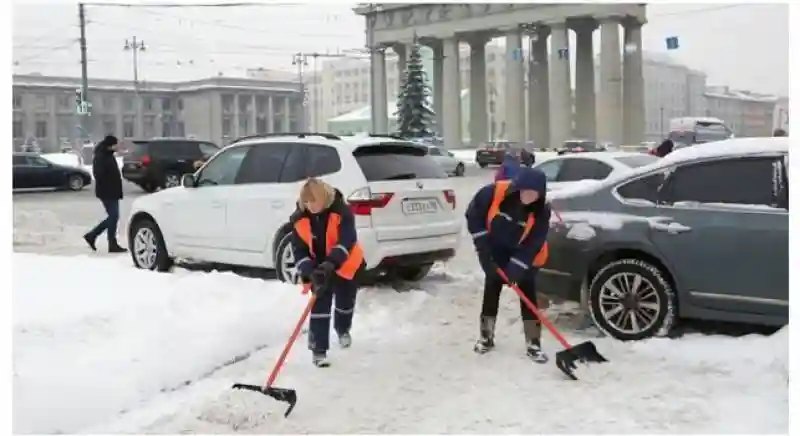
{"left": 13, "top": 253, "right": 304, "bottom": 434}
{"left": 13, "top": 255, "right": 788, "bottom": 434}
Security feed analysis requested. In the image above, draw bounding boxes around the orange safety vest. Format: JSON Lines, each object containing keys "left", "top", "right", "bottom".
{"left": 294, "top": 213, "right": 364, "bottom": 280}
{"left": 485, "top": 180, "right": 549, "bottom": 267}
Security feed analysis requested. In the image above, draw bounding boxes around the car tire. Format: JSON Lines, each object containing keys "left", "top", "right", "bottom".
{"left": 163, "top": 171, "right": 181, "bottom": 189}
{"left": 129, "top": 218, "right": 174, "bottom": 272}
{"left": 455, "top": 163, "right": 465, "bottom": 177}
{"left": 588, "top": 258, "right": 676, "bottom": 341}
{"left": 478, "top": 162, "right": 488, "bottom": 168}
{"left": 67, "top": 174, "right": 85, "bottom": 191}
{"left": 393, "top": 263, "right": 434, "bottom": 282}
{"left": 275, "top": 231, "right": 301, "bottom": 284}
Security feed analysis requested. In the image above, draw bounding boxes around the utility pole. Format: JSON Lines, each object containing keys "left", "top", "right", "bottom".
{"left": 124, "top": 37, "right": 146, "bottom": 137}
{"left": 291, "top": 53, "right": 308, "bottom": 130}
{"left": 78, "top": 3, "right": 91, "bottom": 142}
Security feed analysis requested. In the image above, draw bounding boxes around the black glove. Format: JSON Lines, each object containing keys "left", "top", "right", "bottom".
{"left": 310, "top": 261, "right": 336, "bottom": 295}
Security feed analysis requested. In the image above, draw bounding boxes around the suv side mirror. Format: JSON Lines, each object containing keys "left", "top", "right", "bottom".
{"left": 181, "top": 173, "right": 196, "bottom": 188}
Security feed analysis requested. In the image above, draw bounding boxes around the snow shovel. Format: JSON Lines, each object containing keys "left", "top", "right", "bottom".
{"left": 232, "top": 283, "right": 317, "bottom": 418}
{"left": 496, "top": 268, "right": 607, "bottom": 380}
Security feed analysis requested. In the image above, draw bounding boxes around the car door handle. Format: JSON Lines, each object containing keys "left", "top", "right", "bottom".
{"left": 210, "top": 201, "right": 224, "bottom": 209}
{"left": 271, "top": 200, "right": 284, "bottom": 209}
{"left": 651, "top": 220, "right": 692, "bottom": 234}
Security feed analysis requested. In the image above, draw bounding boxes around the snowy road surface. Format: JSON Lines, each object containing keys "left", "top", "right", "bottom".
{"left": 13, "top": 253, "right": 788, "bottom": 434}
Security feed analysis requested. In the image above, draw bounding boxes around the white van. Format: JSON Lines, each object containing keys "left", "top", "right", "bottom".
{"left": 668, "top": 117, "right": 734, "bottom": 147}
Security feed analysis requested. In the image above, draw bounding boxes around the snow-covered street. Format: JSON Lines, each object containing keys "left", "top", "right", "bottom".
{"left": 13, "top": 253, "right": 788, "bottom": 434}
{"left": 11, "top": 160, "right": 789, "bottom": 434}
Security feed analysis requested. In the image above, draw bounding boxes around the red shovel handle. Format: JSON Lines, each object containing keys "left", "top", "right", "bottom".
{"left": 496, "top": 268, "right": 573, "bottom": 350}
{"left": 264, "top": 284, "right": 314, "bottom": 389}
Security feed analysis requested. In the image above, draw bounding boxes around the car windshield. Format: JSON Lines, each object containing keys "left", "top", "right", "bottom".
{"left": 613, "top": 155, "right": 660, "bottom": 168}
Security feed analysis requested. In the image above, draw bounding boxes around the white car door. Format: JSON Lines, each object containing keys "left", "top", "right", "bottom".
{"left": 224, "top": 142, "right": 302, "bottom": 258}
{"left": 170, "top": 145, "right": 250, "bottom": 251}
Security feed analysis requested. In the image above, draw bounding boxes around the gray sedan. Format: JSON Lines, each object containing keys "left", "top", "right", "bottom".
{"left": 539, "top": 137, "right": 788, "bottom": 341}
{"left": 424, "top": 145, "right": 466, "bottom": 177}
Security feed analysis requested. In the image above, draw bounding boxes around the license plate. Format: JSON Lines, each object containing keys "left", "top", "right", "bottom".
{"left": 402, "top": 198, "right": 439, "bottom": 215}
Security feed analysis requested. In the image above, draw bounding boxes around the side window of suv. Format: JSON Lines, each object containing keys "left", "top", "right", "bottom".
{"left": 661, "top": 157, "right": 780, "bottom": 208}
{"left": 305, "top": 145, "right": 341, "bottom": 177}
{"left": 235, "top": 143, "right": 291, "bottom": 184}
{"left": 195, "top": 146, "right": 250, "bottom": 187}
{"left": 557, "top": 158, "right": 613, "bottom": 181}
{"left": 616, "top": 171, "right": 667, "bottom": 204}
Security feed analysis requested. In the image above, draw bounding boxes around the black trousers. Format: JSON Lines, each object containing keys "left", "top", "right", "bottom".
{"left": 480, "top": 269, "right": 541, "bottom": 321}
{"left": 87, "top": 198, "right": 120, "bottom": 244}
{"left": 308, "top": 276, "right": 358, "bottom": 353}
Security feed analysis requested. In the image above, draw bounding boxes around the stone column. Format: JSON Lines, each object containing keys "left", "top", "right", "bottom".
{"left": 548, "top": 22, "right": 572, "bottom": 148}
{"left": 267, "top": 95, "right": 275, "bottom": 133}
{"left": 282, "top": 96, "right": 291, "bottom": 132}
{"left": 597, "top": 17, "right": 623, "bottom": 145}
{"left": 528, "top": 26, "right": 550, "bottom": 149}
{"left": 505, "top": 27, "right": 526, "bottom": 144}
{"left": 394, "top": 43, "right": 408, "bottom": 81}
{"left": 572, "top": 18, "right": 597, "bottom": 140}
{"left": 251, "top": 94, "right": 257, "bottom": 134}
{"left": 468, "top": 34, "right": 489, "bottom": 147}
{"left": 623, "top": 18, "right": 645, "bottom": 144}
{"left": 431, "top": 42, "right": 444, "bottom": 134}
{"left": 442, "top": 36, "right": 462, "bottom": 149}
{"left": 233, "top": 94, "right": 241, "bottom": 137}
{"left": 370, "top": 47, "right": 388, "bottom": 133}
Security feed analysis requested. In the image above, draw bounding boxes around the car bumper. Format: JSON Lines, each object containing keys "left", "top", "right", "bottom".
{"left": 475, "top": 154, "right": 504, "bottom": 164}
{"left": 358, "top": 229, "right": 461, "bottom": 270}
{"left": 122, "top": 168, "right": 151, "bottom": 183}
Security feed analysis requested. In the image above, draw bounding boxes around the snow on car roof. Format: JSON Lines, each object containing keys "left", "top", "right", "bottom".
{"left": 548, "top": 137, "right": 788, "bottom": 202}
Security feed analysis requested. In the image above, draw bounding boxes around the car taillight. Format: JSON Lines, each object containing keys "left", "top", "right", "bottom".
{"left": 347, "top": 187, "right": 393, "bottom": 216}
{"left": 141, "top": 154, "right": 151, "bottom": 166}
{"left": 443, "top": 189, "right": 456, "bottom": 210}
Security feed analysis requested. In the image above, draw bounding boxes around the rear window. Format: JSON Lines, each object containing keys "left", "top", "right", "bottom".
{"left": 353, "top": 142, "right": 447, "bottom": 181}
{"left": 122, "top": 141, "right": 149, "bottom": 159}
{"left": 613, "top": 155, "right": 660, "bottom": 168}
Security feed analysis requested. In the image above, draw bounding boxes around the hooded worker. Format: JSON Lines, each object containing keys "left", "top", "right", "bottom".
{"left": 289, "top": 178, "right": 365, "bottom": 368}
{"left": 465, "top": 166, "right": 551, "bottom": 363}
{"left": 495, "top": 152, "right": 522, "bottom": 181}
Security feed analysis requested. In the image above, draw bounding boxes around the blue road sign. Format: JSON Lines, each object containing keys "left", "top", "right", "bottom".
{"left": 511, "top": 47, "right": 522, "bottom": 61}
{"left": 666, "top": 36, "right": 679, "bottom": 50}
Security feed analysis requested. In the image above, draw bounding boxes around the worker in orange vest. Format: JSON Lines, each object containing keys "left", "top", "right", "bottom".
{"left": 465, "top": 167, "right": 551, "bottom": 363}
{"left": 290, "top": 178, "right": 365, "bottom": 368}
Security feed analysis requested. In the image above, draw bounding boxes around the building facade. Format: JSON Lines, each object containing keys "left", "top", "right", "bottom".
{"left": 704, "top": 86, "right": 778, "bottom": 137}
{"left": 12, "top": 74, "right": 304, "bottom": 152}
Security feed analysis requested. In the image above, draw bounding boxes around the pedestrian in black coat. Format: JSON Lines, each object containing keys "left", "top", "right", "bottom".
{"left": 83, "top": 135, "right": 127, "bottom": 253}
{"left": 654, "top": 139, "right": 674, "bottom": 157}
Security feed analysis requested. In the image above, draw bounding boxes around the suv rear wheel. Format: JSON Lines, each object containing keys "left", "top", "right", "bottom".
{"left": 392, "top": 263, "right": 434, "bottom": 282}
{"left": 163, "top": 171, "right": 181, "bottom": 189}
{"left": 129, "top": 218, "right": 174, "bottom": 272}
{"left": 588, "top": 258, "right": 676, "bottom": 341}
{"left": 275, "top": 232, "right": 300, "bottom": 284}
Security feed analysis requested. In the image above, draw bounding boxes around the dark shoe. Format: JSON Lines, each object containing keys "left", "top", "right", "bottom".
{"left": 109, "top": 244, "right": 127, "bottom": 254}
{"left": 338, "top": 332, "right": 352, "bottom": 349}
{"left": 473, "top": 316, "right": 496, "bottom": 354}
{"left": 83, "top": 233, "right": 97, "bottom": 252}
{"left": 523, "top": 320, "right": 549, "bottom": 364}
{"left": 526, "top": 340, "right": 549, "bottom": 364}
{"left": 312, "top": 352, "right": 330, "bottom": 368}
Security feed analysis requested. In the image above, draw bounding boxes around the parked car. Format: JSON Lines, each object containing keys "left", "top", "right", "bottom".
{"left": 121, "top": 138, "right": 220, "bottom": 193}
{"left": 539, "top": 137, "right": 788, "bottom": 341}
{"left": 13, "top": 152, "right": 92, "bottom": 191}
{"left": 125, "top": 133, "right": 461, "bottom": 283}
{"left": 533, "top": 152, "right": 659, "bottom": 192}
{"left": 422, "top": 144, "right": 466, "bottom": 177}
{"left": 556, "top": 139, "right": 606, "bottom": 155}
{"left": 475, "top": 141, "right": 534, "bottom": 167}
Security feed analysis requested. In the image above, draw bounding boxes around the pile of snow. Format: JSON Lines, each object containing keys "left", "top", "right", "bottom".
{"left": 13, "top": 254, "right": 788, "bottom": 434}
{"left": 13, "top": 253, "right": 303, "bottom": 434}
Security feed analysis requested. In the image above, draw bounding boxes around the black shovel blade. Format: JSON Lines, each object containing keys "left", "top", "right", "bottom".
{"left": 232, "top": 383, "right": 298, "bottom": 418}
{"left": 555, "top": 341, "right": 608, "bottom": 381}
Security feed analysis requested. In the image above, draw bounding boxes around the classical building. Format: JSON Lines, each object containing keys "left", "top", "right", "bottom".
{"left": 704, "top": 86, "right": 780, "bottom": 138}
{"left": 12, "top": 74, "right": 303, "bottom": 151}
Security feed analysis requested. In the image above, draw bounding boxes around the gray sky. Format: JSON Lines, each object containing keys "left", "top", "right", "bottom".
{"left": 12, "top": 1, "right": 789, "bottom": 96}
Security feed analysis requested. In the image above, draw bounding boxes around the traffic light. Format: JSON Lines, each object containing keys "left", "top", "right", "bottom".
{"left": 75, "top": 88, "right": 83, "bottom": 109}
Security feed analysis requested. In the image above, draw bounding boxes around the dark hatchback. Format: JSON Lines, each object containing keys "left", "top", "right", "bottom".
{"left": 121, "top": 138, "right": 220, "bottom": 192}
{"left": 557, "top": 139, "right": 606, "bottom": 155}
{"left": 475, "top": 141, "right": 535, "bottom": 167}
{"left": 13, "top": 152, "right": 92, "bottom": 191}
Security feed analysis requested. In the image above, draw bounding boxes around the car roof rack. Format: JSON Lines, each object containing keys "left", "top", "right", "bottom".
{"left": 230, "top": 132, "right": 341, "bottom": 144}
{"left": 365, "top": 133, "right": 408, "bottom": 141}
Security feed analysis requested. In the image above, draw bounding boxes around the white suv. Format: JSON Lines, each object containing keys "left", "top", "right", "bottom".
{"left": 125, "top": 133, "right": 462, "bottom": 282}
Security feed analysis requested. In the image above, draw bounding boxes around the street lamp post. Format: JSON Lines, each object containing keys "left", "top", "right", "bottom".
{"left": 124, "top": 37, "right": 146, "bottom": 137}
